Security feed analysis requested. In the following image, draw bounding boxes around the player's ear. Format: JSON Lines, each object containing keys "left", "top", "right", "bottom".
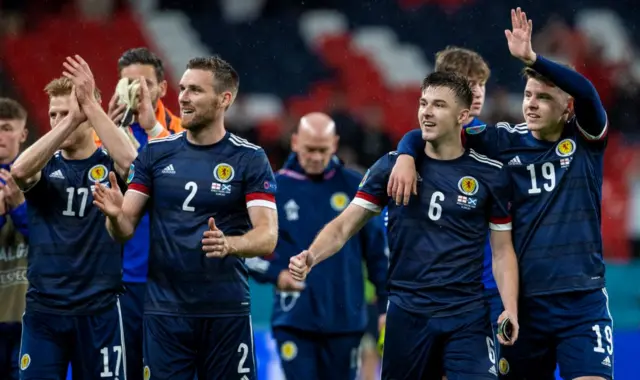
{"left": 565, "top": 97, "right": 574, "bottom": 117}
{"left": 291, "top": 133, "right": 299, "bottom": 152}
{"left": 458, "top": 108, "right": 470, "bottom": 125}
{"left": 158, "top": 80, "right": 168, "bottom": 99}
{"left": 20, "top": 125, "right": 28, "bottom": 144}
{"left": 220, "top": 91, "right": 233, "bottom": 110}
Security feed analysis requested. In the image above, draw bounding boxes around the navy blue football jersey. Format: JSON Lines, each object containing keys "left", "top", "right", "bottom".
{"left": 464, "top": 117, "right": 607, "bottom": 296}
{"left": 127, "top": 131, "right": 277, "bottom": 317}
{"left": 24, "top": 148, "right": 124, "bottom": 314}
{"left": 353, "top": 150, "right": 511, "bottom": 317}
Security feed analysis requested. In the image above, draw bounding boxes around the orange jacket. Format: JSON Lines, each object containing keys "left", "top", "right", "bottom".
{"left": 94, "top": 99, "right": 183, "bottom": 145}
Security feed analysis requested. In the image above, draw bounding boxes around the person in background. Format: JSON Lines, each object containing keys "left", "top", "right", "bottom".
{"left": 90, "top": 47, "right": 183, "bottom": 380}
{"left": 248, "top": 112, "right": 388, "bottom": 380}
{"left": 0, "top": 98, "right": 29, "bottom": 380}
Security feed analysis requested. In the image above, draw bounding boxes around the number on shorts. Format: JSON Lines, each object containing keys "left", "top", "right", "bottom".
{"left": 99, "top": 345, "right": 122, "bottom": 378}
{"left": 486, "top": 336, "right": 496, "bottom": 364}
{"left": 592, "top": 324, "right": 613, "bottom": 355}
{"left": 350, "top": 347, "right": 359, "bottom": 369}
{"left": 237, "top": 343, "right": 250, "bottom": 374}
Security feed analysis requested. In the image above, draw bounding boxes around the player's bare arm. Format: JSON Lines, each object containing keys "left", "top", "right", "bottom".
{"left": 93, "top": 172, "right": 148, "bottom": 242}
{"left": 289, "top": 203, "right": 375, "bottom": 281}
{"left": 11, "top": 88, "right": 86, "bottom": 190}
{"left": 203, "top": 206, "right": 278, "bottom": 258}
{"left": 387, "top": 155, "right": 418, "bottom": 206}
{"left": 63, "top": 55, "right": 137, "bottom": 178}
{"left": 490, "top": 229, "right": 520, "bottom": 345}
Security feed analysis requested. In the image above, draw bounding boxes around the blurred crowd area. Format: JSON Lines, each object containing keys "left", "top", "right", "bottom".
{"left": 0, "top": 0, "right": 639, "bottom": 262}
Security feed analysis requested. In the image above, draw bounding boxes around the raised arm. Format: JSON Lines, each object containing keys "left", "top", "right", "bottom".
{"left": 11, "top": 94, "right": 85, "bottom": 190}
{"left": 506, "top": 7, "right": 607, "bottom": 139}
{"left": 63, "top": 55, "right": 137, "bottom": 176}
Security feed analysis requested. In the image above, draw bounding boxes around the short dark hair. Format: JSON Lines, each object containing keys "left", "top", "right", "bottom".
{"left": 435, "top": 46, "right": 491, "bottom": 82}
{"left": 0, "top": 98, "right": 27, "bottom": 121}
{"left": 521, "top": 61, "right": 574, "bottom": 86}
{"left": 421, "top": 71, "right": 473, "bottom": 108}
{"left": 118, "top": 47, "right": 165, "bottom": 81}
{"left": 186, "top": 56, "right": 239, "bottom": 106}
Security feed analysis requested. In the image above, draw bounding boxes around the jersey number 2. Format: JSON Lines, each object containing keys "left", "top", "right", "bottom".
{"left": 526, "top": 163, "right": 556, "bottom": 194}
{"left": 182, "top": 181, "right": 197, "bottom": 212}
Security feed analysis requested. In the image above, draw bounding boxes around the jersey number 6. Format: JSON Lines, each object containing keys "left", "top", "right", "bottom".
{"left": 428, "top": 191, "right": 445, "bottom": 221}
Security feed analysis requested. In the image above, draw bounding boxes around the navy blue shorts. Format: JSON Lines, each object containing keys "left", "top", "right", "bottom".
{"left": 0, "top": 322, "right": 21, "bottom": 380}
{"left": 19, "top": 300, "right": 125, "bottom": 380}
{"left": 143, "top": 314, "right": 256, "bottom": 380}
{"left": 381, "top": 302, "right": 497, "bottom": 380}
{"left": 120, "top": 282, "right": 145, "bottom": 380}
{"left": 272, "top": 327, "right": 362, "bottom": 380}
{"left": 499, "top": 288, "right": 614, "bottom": 380}
{"left": 485, "top": 288, "right": 504, "bottom": 362}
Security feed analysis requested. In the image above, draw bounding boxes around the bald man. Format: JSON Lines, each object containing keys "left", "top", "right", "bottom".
{"left": 247, "top": 113, "right": 388, "bottom": 380}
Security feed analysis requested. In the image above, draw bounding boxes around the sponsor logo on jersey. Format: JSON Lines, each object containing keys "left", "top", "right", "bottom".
{"left": 213, "top": 163, "right": 235, "bottom": 183}
{"left": 465, "top": 124, "right": 487, "bottom": 135}
{"left": 458, "top": 176, "right": 479, "bottom": 196}
{"left": 127, "top": 164, "right": 135, "bottom": 184}
{"left": 498, "top": 358, "right": 509, "bottom": 375}
{"left": 556, "top": 138, "right": 576, "bottom": 157}
{"left": 359, "top": 170, "right": 370, "bottom": 189}
{"left": 330, "top": 192, "right": 350, "bottom": 211}
{"left": 280, "top": 341, "right": 298, "bottom": 361}
{"left": 20, "top": 353, "right": 30, "bottom": 370}
{"left": 143, "top": 365, "right": 151, "bottom": 380}
{"left": 88, "top": 164, "right": 108, "bottom": 182}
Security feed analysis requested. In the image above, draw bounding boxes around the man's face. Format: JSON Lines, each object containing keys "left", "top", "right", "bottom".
{"left": 120, "top": 64, "right": 167, "bottom": 110}
{"left": 49, "top": 95, "right": 91, "bottom": 150}
{"left": 467, "top": 75, "right": 487, "bottom": 117}
{"left": 417, "top": 86, "right": 468, "bottom": 142}
{"left": 0, "top": 118, "right": 26, "bottom": 163}
{"left": 291, "top": 130, "right": 338, "bottom": 175}
{"left": 522, "top": 78, "right": 571, "bottom": 131}
{"left": 178, "top": 69, "right": 231, "bottom": 132}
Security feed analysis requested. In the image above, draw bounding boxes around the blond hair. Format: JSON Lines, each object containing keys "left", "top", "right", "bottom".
{"left": 435, "top": 46, "right": 491, "bottom": 82}
{"left": 44, "top": 77, "right": 101, "bottom": 101}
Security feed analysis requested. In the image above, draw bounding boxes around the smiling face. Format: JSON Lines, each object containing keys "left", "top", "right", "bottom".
{"left": 417, "top": 86, "right": 469, "bottom": 142}
{"left": 178, "top": 69, "right": 222, "bottom": 132}
{"left": 522, "top": 76, "right": 571, "bottom": 132}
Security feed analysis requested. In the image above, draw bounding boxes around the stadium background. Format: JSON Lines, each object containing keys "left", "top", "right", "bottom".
{"left": 0, "top": 0, "right": 638, "bottom": 378}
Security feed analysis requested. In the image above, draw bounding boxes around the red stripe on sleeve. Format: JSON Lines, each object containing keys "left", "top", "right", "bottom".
{"left": 490, "top": 216, "right": 512, "bottom": 224}
{"left": 355, "top": 191, "right": 383, "bottom": 206}
{"left": 128, "top": 183, "right": 150, "bottom": 195}
{"left": 246, "top": 192, "right": 276, "bottom": 203}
